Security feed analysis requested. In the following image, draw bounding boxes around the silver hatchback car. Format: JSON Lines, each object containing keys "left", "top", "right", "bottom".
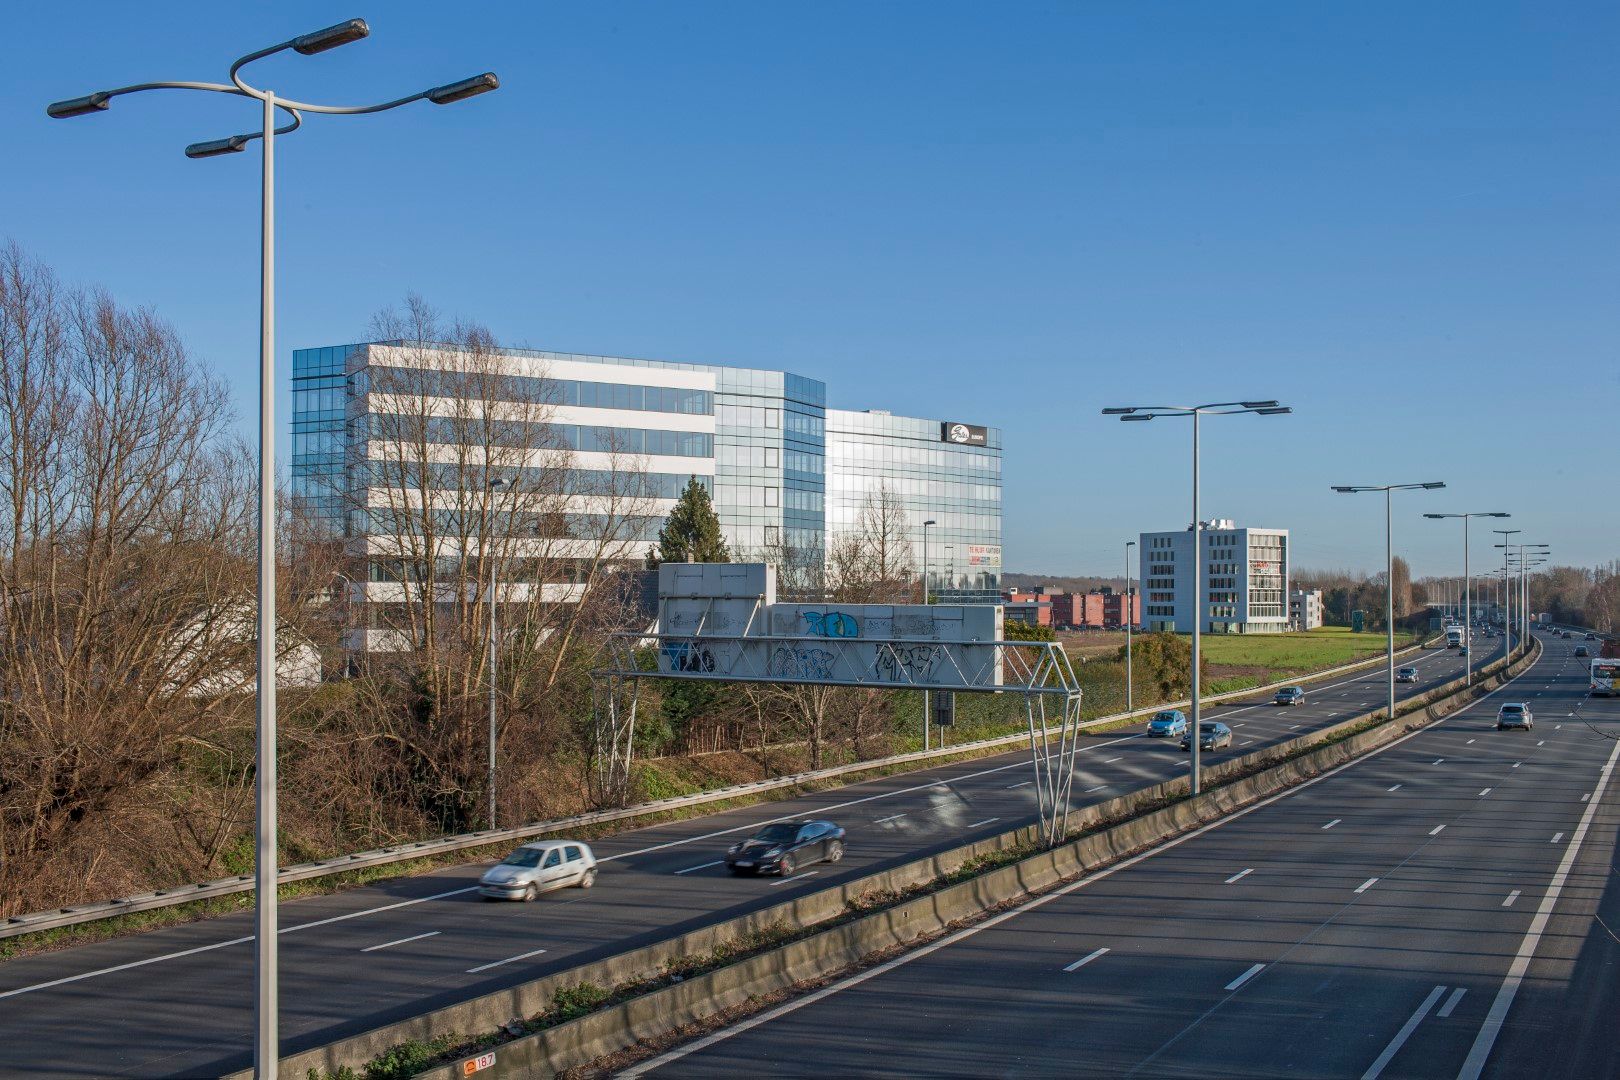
{"left": 479, "top": 840, "right": 598, "bottom": 901}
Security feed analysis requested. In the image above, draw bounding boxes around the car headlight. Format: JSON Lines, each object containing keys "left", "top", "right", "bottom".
{"left": 728, "top": 843, "right": 740, "bottom": 853}
{"left": 764, "top": 847, "right": 783, "bottom": 858}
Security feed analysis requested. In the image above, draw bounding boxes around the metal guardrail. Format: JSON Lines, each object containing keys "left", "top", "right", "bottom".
{"left": 0, "top": 636, "right": 1432, "bottom": 941}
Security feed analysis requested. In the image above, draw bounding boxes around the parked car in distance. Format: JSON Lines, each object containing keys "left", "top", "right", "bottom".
{"left": 479, "top": 840, "right": 597, "bottom": 901}
{"left": 726, "top": 820, "right": 845, "bottom": 876}
{"left": 1180, "top": 721, "right": 1233, "bottom": 752}
{"left": 1496, "top": 703, "right": 1534, "bottom": 730}
{"left": 1575, "top": 645, "right": 1590, "bottom": 657}
{"left": 1396, "top": 666, "right": 1419, "bottom": 683}
{"left": 1147, "top": 709, "right": 1188, "bottom": 738}
{"left": 1274, "top": 686, "right": 1306, "bottom": 706}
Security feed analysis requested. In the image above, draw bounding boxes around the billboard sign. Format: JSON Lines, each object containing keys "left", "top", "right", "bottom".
{"left": 941, "top": 422, "right": 988, "bottom": 447}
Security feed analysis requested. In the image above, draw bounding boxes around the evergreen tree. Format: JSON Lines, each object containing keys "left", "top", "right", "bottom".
{"left": 653, "top": 476, "right": 730, "bottom": 564}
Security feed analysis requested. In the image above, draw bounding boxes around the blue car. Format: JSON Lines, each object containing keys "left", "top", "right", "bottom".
{"left": 1147, "top": 709, "right": 1188, "bottom": 738}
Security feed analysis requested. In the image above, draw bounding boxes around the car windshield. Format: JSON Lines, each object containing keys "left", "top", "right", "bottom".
{"left": 1200, "top": 723, "right": 1219, "bottom": 733}
{"left": 754, "top": 823, "right": 800, "bottom": 843}
{"left": 1153, "top": 713, "right": 1178, "bottom": 723}
{"left": 501, "top": 848, "right": 545, "bottom": 868}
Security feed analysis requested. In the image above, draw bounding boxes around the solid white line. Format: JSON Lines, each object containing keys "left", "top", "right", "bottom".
{"left": 466, "top": 946, "right": 548, "bottom": 974}
{"left": 771, "top": 871, "right": 820, "bottom": 887}
{"left": 1437, "top": 986, "right": 1467, "bottom": 1018}
{"left": 1550, "top": 833, "right": 1563, "bottom": 844}
{"left": 1360, "top": 984, "right": 1446, "bottom": 1080}
{"left": 674, "top": 860, "right": 724, "bottom": 875}
{"left": 966, "top": 817, "right": 1000, "bottom": 829}
{"left": 1502, "top": 891, "right": 1520, "bottom": 907}
{"left": 1063, "top": 947, "right": 1109, "bottom": 972}
{"left": 1084, "top": 785, "right": 1108, "bottom": 793}
{"left": 1355, "top": 878, "right": 1378, "bottom": 894}
{"left": 282, "top": 885, "right": 480, "bottom": 935}
{"left": 1322, "top": 819, "right": 1341, "bottom": 830}
{"left": 1224, "top": 963, "right": 1265, "bottom": 991}
{"left": 1006, "top": 780, "right": 1033, "bottom": 789}
{"left": 623, "top": 656, "right": 1543, "bottom": 1077}
{"left": 1388, "top": 784, "right": 1403, "bottom": 792}
{"left": 1103, "top": 757, "right": 1124, "bottom": 764}
{"left": 1429, "top": 825, "right": 1446, "bottom": 836}
{"left": 360, "top": 930, "right": 440, "bottom": 953}
{"left": 1224, "top": 868, "right": 1254, "bottom": 884}
{"left": 1458, "top": 736, "right": 1620, "bottom": 1079}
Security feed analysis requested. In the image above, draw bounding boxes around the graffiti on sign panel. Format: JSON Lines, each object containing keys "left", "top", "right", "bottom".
{"left": 661, "top": 642, "right": 717, "bottom": 674}
{"left": 770, "top": 646, "right": 835, "bottom": 681}
{"left": 876, "top": 645, "right": 939, "bottom": 683}
{"left": 802, "top": 611, "right": 860, "bottom": 638}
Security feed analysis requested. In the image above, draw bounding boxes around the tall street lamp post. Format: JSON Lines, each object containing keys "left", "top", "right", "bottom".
{"left": 1124, "top": 539, "right": 1136, "bottom": 719}
{"left": 46, "top": 24, "right": 498, "bottom": 1079}
{"left": 1332, "top": 482, "right": 1446, "bottom": 721}
{"left": 1423, "top": 512, "right": 1509, "bottom": 684}
{"left": 1103, "top": 401, "right": 1292, "bottom": 795}
{"left": 486, "top": 477, "right": 507, "bottom": 828}
{"left": 1493, "top": 529, "right": 1520, "bottom": 662}
{"left": 922, "top": 519, "right": 935, "bottom": 752}
{"left": 1502, "top": 543, "right": 1549, "bottom": 653}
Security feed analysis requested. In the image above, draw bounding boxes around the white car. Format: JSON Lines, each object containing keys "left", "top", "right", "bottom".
{"left": 1495, "top": 703, "right": 1534, "bottom": 731}
{"left": 479, "top": 840, "right": 598, "bottom": 900}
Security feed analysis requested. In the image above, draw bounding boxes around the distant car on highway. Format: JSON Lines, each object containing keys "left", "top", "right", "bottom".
{"left": 1274, "top": 686, "right": 1306, "bottom": 706}
{"left": 1180, "top": 721, "right": 1233, "bottom": 752}
{"left": 1147, "top": 709, "right": 1188, "bottom": 738}
{"left": 1562, "top": 631, "right": 1573, "bottom": 638}
{"left": 1586, "top": 633, "right": 1598, "bottom": 641}
{"left": 1495, "top": 703, "right": 1534, "bottom": 730}
{"left": 479, "top": 840, "right": 597, "bottom": 901}
{"left": 1574, "top": 645, "right": 1590, "bottom": 657}
{"left": 1396, "top": 666, "right": 1419, "bottom": 683}
{"left": 727, "top": 820, "right": 845, "bottom": 876}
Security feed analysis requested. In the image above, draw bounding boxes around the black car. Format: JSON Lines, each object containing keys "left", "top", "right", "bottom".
{"left": 726, "top": 820, "right": 846, "bottom": 876}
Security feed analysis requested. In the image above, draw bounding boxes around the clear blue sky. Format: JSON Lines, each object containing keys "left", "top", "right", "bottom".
{"left": 5, "top": 2, "right": 1615, "bottom": 576}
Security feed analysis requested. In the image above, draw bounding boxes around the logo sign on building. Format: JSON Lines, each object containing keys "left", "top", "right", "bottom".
{"left": 655, "top": 563, "right": 1003, "bottom": 690}
{"left": 966, "top": 545, "right": 1001, "bottom": 568}
{"left": 941, "top": 422, "right": 988, "bottom": 447}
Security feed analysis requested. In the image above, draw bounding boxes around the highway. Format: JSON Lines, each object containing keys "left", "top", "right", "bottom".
{"left": 0, "top": 642, "right": 1486, "bottom": 1078}
{"left": 625, "top": 632, "right": 1619, "bottom": 1079}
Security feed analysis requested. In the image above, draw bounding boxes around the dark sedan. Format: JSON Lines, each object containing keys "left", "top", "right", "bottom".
{"left": 726, "top": 820, "right": 846, "bottom": 876}
{"left": 1180, "top": 721, "right": 1233, "bottom": 752}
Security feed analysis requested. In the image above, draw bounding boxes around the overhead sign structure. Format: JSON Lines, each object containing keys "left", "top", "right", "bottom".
{"left": 594, "top": 563, "right": 1083, "bottom": 846}
{"left": 941, "top": 421, "right": 989, "bottom": 447}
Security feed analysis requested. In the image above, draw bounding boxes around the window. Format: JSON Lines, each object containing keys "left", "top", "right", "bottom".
{"left": 543, "top": 849, "right": 562, "bottom": 868}
{"left": 565, "top": 846, "right": 583, "bottom": 863}
{"left": 764, "top": 487, "right": 778, "bottom": 507}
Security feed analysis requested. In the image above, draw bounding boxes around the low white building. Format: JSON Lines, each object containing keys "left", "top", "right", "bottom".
{"left": 1140, "top": 520, "right": 1290, "bottom": 635}
{"left": 1290, "top": 588, "right": 1324, "bottom": 631}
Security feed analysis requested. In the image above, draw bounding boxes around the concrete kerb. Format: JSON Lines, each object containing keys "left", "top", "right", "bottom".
{"left": 404, "top": 641, "right": 1538, "bottom": 1080}
{"left": 249, "top": 639, "right": 1518, "bottom": 1080}
{"left": 1, "top": 636, "right": 1430, "bottom": 943}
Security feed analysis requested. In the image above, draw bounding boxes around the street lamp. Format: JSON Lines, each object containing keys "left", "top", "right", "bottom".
{"left": 1332, "top": 482, "right": 1445, "bottom": 722}
{"left": 486, "top": 477, "right": 508, "bottom": 831}
{"left": 1125, "top": 539, "right": 1136, "bottom": 719}
{"left": 1423, "top": 512, "right": 1508, "bottom": 684}
{"left": 1493, "top": 529, "right": 1520, "bottom": 662}
{"left": 1502, "top": 542, "right": 1549, "bottom": 651}
{"left": 1104, "top": 401, "right": 1292, "bottom": 795}
{"left": 47, "top": 24, "right": 499, "bottom": 1079}
{"left": 922, "top": 519, "right": 936, "bottom": 751}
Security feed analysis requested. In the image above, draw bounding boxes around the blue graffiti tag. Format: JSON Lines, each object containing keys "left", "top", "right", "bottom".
{"left": 802, "top": 611, "right": 860, "bottom": 638}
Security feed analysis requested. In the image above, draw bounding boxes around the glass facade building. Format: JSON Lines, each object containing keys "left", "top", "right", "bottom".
{"left": 291, "top": 340, "right": 1000, "bottom": 617}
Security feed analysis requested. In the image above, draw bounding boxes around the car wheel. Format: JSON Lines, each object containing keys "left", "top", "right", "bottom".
{"left": 523, "top": 883, "right": 538, "bottom": 902}
{"left": 779, "top": 855, "right": 796, "bottom": 876}
{"left": 827, "top": 840, "right": 845, "bottom": 864}
{"left": 578, "top": 868, "right": 597, "bottom": 889}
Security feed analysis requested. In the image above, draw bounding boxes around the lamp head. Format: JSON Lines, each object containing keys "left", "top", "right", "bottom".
{"left": 1239, "top": 400, "right": 1279, "bottom": 409}
{"left": 292, "top": 18, "right": 370, "bottom": 55}
{"left": 427, "top": 72, "right": 500, "bottom": 104}
{"left": 47, "top": 92, "right": 110, "bottom": 119}
{"left": 185, "top": 135, "right": 250, "bottom": 159}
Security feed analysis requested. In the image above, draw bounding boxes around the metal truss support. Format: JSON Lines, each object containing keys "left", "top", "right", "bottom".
{"left": 590, "top": 672, "right": 641, "bottom": 806}
{"left": 1025, "top": 688, "right": 1085, "bottom": 847}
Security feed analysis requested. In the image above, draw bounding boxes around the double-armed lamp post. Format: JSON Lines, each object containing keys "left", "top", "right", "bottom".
{"left": 1423, "top": 512, "right": 1509, "bottom": 684}
{"left": 47, "top": 21, "right": 498, "bottom": 1078}
{"left": 1102, "top": 401, "right": 1292, "bottom": 795}
{"left": 1330, "top": 482, "right": 1445, "bottom": 722}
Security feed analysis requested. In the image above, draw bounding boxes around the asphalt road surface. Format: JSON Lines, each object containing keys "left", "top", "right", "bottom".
{"left": 0, "top": 642, "right": 1489, "bottom": 1077}
{"left": 625, "top": 632, "right": 1619, "bottom": 1079}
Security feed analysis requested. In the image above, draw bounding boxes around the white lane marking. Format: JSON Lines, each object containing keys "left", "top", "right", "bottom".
{"left": 1063, "top": 947, "right": 1110, "bottom": 972}
{"left": 966, "top": 817, "right": 1000, "bottom": 829}
{"left": 1459, "top": 736, "right": 1620, "bottom": 1079}
{"left": 0, "top": 884, "right": 477, "bottom": 1001}
{"left": 1388, "top": 784, "right": 1403, "bottom": 792}
{"left": 1537, "top": 740, "right": 1545, "bottom": 747}
{"left": 1103, "top": 757, "right": 1124, "bottom": 764}
{"left": 1437, "top": 986, "right": 1467, "bottom": 1018}
{"left": 1224, "top": 963, "right": 1265, "bottom": 991}
{"left": 771, "top": 871, "right": 820, "bottom": 887}
{"left": 1355, "top": 878, "right": 1379, "bottom": 894}
{"left": 1556, "top": 724, "right": 1562, "bottom": 730}
{"left": 1479, "top": 788, "right": 1493, "bottom": 797}
{"left": 1502, "top": 891, "right": 1521, "bottom": 907}
{"left": 1084, "top": 785, "right": 1108, "bottom": 793}
{"left": 1007, "top": 780, "right": 1033, "bottom": 789}
{"left": 1361, "top": 985, "right": 1447, "bottom": 1080}
{"left": 1432, "top": 758, "right": 1446, "bottom": 765}
{"left": 1467, "top": 739, "right": 1476, "bottom": 745}
{"left": 1289, "top": 724, "right": 1301, "bottom": 730}
{"left": 1430, "top": 825, "right": 1446, "bottom": 836}
{"left": 360, "top": 930, "right": 440, "bottom": 953}
{"left": 1322, "top": 819, "right": 1342, "bottom": 830}
{"left": 1511, "top": 762, "right": 1521, "bottom": 769}
{"left": 875, "top": 813, "right": 907, "bottom": 824}
{"left": 1224, "top": 868, "right": 1254, "bottom": 884}
{"left": 674, "top": 860, "right": 725, "bottom": 875}
{"left": 624, "top": 655, "right": 1540, "bottom": 1078}
{"left": 1550, "top": 833, "right": 1564, "bottom": 844}
{"left": 466, "top": 946, "right": 548, "bottom": 974}
{"left": 1581, "top": 793, "right": 1591, "bottom": 802}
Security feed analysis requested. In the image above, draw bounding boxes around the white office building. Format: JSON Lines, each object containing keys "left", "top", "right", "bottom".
{"left": 1290, "top": 588, "right": 1324, "bottom": 631}
{"left": 1139, "top": 520, "right": 1290, "bottom": 634}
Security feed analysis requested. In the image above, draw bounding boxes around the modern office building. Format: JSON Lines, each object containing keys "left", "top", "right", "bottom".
{"left": 1289, "top": 588, "right": 1324, "bottom": 631}
{"left": 1139, "top": 520, "right": 1290, "bottom": 634}
{"left": 292, "top": 340, "right": 1001, "bottom": 646}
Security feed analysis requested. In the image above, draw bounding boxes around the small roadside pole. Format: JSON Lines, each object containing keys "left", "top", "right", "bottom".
{"left": 934, "top": 690, "right": 955, "bottom": 748}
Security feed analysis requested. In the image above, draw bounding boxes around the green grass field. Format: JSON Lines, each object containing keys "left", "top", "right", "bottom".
{"left": 1199, "top": 626, "right": 1417, "bottom": 674}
